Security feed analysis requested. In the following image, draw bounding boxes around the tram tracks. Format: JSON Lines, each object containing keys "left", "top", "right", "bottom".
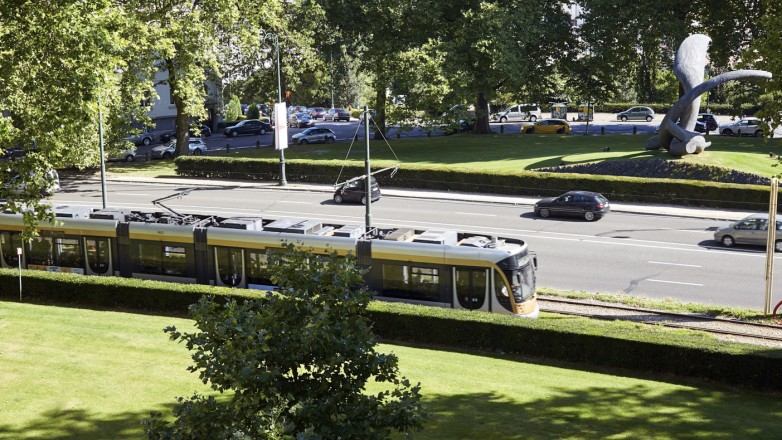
{"left": 538, "top": 296, "right": 782, "bottom": 347}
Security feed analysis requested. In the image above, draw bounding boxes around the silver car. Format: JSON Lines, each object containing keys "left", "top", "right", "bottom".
{"left": 150, "top": 139, "right": 207, "bottom": 159}
{"left": 617, "top": 106, "right": 655, "bottom": 122}
{"left": 714, "top": 213, "right": 782, "bottom": 252}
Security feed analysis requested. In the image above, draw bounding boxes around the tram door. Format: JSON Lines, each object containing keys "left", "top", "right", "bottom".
{"left": 453, "top": 267, "right": 489, "bottom": 312}
{"left": 214, "top": 247, "right": 245, "bottom": 287}
{"left": 84, "top": 237, "right": 112, "bottom": 276}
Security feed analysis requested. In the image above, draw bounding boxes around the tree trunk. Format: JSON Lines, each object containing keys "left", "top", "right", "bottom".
{"left": 373, "top": 87, "right": 386, "bottom": 140}
{"left": 173, "top": 92, "right": 191, "bottom": 158}
{"left": 473, "top": 93, "right": 490, "bottom": 134}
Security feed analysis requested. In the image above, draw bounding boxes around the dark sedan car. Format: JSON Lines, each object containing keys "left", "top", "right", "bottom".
{"left": 534, "top": 191, "right": 610, "bottom": 221}
{"left": 333, "top": 176, "right": 381, "bottom": 204}
{"left": 323, "top": 108, "right": 351, "bottom": 122}
{"left": 308, "top": 107, "right": 327, "bottom": 119}
{"left": 223, "top": 119, "right": 271, "bottom": 137}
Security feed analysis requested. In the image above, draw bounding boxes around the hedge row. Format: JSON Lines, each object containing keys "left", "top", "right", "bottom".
{"left": 175, "top": 156, "right": 773, "bottom": 210}
{"left": 2, "top": 269, "right": 781, "bottom": 390}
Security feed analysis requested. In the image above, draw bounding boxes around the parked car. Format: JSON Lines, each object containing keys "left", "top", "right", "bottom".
{"left": 288, "top": 112, "right": 315, "bottom": 128}
{"left": 617, "top": 106, "right": 655, "bottom": 122}
{"left": 323, "top": 108, "right": 351, "bottom": 122}
{"left": 291, "top": 127, "right": 336, "bottom": 145}
{"left": 7, "top": 169, "right": 60, "bottom": 196}
{"left": 719, "top": 118, "right": 763, "bottom": 137}
{"left": 522, "top": 118, "right": 571, "bottom": 134}
{"left": 694, "top": 113, "right": 719, "bottom": 133}
{"left": 160, "top": 125, "right": 212, "bottom": 142}
{"left": 288, "top": 105, "right": 308, "bottom": 114}
{"left": 149, "top": 139, "right": 207, "bottom": 159}
{"left": 124, "top": 129, "right": 156, "bottom": 146}
{"left": 308, "top": 107, "right": 327, "bottom": 119}
{"left": 492, "top": 103, "right": 542, "bottom": 122}
{"left": 333, "top": 176, "right": 381, "bottom": 205}
{"left": 108, "top": 148, "right": 136, "bottom": 162}
{"left": 714, "top": 213, "right": 782, "bottom": 252}
{"left": 223, "top": 119, "right": 271, "bottom": 137}
{"left": 534, "top": 191, "right": 610, "bottom": 221}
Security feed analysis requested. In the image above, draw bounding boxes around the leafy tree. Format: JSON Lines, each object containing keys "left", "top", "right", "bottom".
{"left": 143, "top": 244, "right": 425, "bottom": 439}
{"left": 0, "top": 0, "right": 153, "bottom": 232}
{"left": 225, "top": 95, "right": 243, "bottom": 122}
{"left": 750, "top": 0, "right": 782, "bottom": 132}
{"left": 437, "top": 0, "right": 574, "bottom": 134}
{"left": 127, "top": 0, "right": 284, "bottom": 158}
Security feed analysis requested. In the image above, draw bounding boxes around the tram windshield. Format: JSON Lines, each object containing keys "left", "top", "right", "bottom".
{"left": 496, "top": 251, "right": 536, "bottom": 310}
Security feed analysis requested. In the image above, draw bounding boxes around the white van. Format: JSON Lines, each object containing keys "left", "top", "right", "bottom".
{"left": 493, "top": 104, "right": 542, "bottom": 122}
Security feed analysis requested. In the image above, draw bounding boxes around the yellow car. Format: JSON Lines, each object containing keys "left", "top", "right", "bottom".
{"left": 522, "top": 118, "right": 571, "bottom": 134}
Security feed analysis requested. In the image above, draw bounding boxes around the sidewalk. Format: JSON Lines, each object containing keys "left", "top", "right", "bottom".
{"left": 96, "top": 174, "right": 752, "bottom": 222}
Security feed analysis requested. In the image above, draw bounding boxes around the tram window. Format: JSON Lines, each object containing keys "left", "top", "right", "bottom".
{"left": 382, "top": 264, "right": 408, "bottom": 293}
{"left": 246, "top": 250, "right": 273, "bottom": 286}
{"left": 135, "top": 242, "right": 190, "bottom": 277}
{"left": 54, "top": 238, "right": 82, "bottom": 267}
{"left": 28, "top": 237, "right": 54, "bottom": 266}
{"left": 86, "top": 238, "right": 110, "bottom": 274}
{"left": 381, "top": 264, "right": 440, "bottom": 301}
{"left": 1, "top": 232, "right": 23, "bottom": 266}
{"left": 162, "top": 246, "right": 187, "bottom": 276}
{"left": 456, "top": 268, "right": 486, "bottom": 310}
{"left": 521, "top": 264, "right": 536, "bottom": 300}
{"left": 216, "top": 247, "right": 243, "bottom": 287}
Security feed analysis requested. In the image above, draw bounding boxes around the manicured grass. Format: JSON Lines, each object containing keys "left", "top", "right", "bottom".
{"left": 104, "top": 133, "right": 782, "bottom": 180}
{"left": 2, "top": 300, "right": 782, "bottom": 439}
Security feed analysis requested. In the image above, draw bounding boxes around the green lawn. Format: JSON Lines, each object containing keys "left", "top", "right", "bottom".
{"left": 105, "top": 133, "right": 782, "bottom": 180}
{"left": 2, "top": 300, "right": 782, "bottom": 439}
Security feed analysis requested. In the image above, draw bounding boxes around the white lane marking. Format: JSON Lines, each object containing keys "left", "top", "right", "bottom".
{"left": 114, "top": 193, "right": 151, "bottom": 196}
{"left": 455, "top": 212, "right": 496, "bottom": 217}
{"left": 647, "top": 279, "right": 704, "bottom": 287}
{"left": 648, "top": 261, "right": 702, "bottom": 268}
{"left": 277, "top": 201, "right": 312, "bottom": 205}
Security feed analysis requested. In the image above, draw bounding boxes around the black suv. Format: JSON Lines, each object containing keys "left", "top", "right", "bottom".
{"left": 333, "top": 177, "right": 381, "bottom": 204}
{"left": 223, "top": 119, "right": 272, "bottom": 137}
{"left": 694, "top": 113, "right": 719, "bottom": 133}
{"left": 534, "top": 191, "right": 610, "bottom": 222}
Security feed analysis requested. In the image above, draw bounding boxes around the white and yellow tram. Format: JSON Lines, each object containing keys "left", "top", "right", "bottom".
{"left": 0, "top": 205, "right": 538, "bottom": 317}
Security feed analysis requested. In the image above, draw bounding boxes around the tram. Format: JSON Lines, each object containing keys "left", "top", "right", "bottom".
{"left": 0, "top": 205, "right": 539, "bottom": 317}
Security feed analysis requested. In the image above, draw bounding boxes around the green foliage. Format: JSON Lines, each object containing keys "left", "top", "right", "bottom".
{"left": 246, "top": 104, "right": 261, "bottom": 120}
{"left": 752, "top": 0, "right": 782, "bottom": 132}
{"left": 143, "top": 244, "right": 425, "bottom": 439}
{"left": 225, "top": 95, "right": 243, "bottom": 122}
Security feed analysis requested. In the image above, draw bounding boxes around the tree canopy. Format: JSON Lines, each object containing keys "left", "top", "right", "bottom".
{"left": 143, "top": 243, "right": 425, "bottom": 439}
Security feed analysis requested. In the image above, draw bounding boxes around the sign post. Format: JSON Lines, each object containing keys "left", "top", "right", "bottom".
{"left": 764, "top": 178, "right": 778, "bottom": 314}
{"left": 17, "top": 247, "right": 22, "bottom": 302}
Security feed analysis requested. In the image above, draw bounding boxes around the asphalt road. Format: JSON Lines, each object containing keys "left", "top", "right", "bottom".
{"left": 52, "top": 178, "right": 782, "bottom": 312}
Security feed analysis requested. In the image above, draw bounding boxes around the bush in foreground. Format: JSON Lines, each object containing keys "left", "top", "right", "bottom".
{"left": 142, "top": 244, "right": 425, "bottom": 439}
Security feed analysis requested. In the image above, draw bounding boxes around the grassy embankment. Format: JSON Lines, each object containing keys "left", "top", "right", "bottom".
{"left": 2, "top": 300, "right": 782, "bottom": 439}
{"left": 105, "top": 132, "right": 782, "bottom": 179}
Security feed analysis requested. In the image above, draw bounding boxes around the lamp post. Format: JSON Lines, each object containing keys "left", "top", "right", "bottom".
{"left": 98, "top": 95, "right": 107, "bottom": 209}
{"left": 264, "top": 32, "right": 286, "bottom": 186}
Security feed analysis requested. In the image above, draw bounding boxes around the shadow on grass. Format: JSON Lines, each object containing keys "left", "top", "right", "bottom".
{"left": 4, "top": 387, "right": 779, "bottom": 439}
{"left": 0, "top": 404, "right": 177, "bottom": 440}
{"left": 421, "top": 385, "right": 781, "bottom": 439}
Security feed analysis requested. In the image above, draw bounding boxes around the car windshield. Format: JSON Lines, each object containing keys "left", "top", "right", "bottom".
{"left": 301, "top": 128, "right": 316, "bottom": 134}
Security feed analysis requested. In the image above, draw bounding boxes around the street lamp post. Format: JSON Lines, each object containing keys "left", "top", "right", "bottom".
{"left": 264, "top": 32, "right": 286, "bottom": 186}
{"left": 98, "top": 95, "right": 107, "bottom": 209}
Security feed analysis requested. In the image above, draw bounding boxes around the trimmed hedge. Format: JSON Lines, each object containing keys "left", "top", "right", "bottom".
{"left": 2, "top": 268, "right": 782, "bottom": 390}
{"left": 175, "top": 156, "right": 773, "bottom": 210}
